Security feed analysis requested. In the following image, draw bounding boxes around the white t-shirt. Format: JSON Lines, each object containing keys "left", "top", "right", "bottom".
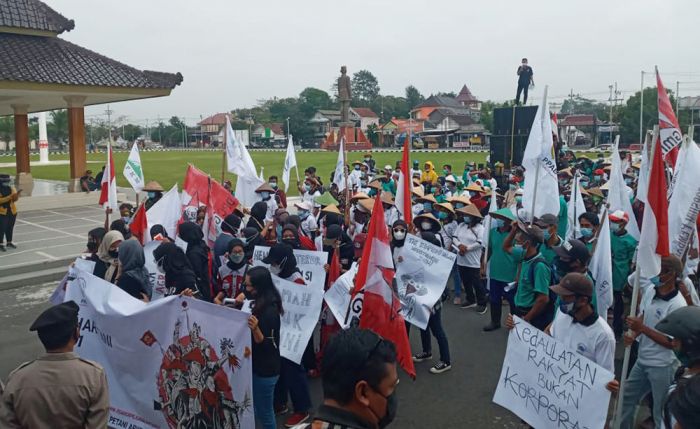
{"left": 550, "top": 309, "right": 616, "bottom": 373}
{"left": 264, "top": 197, "right": 278, "bottom": 222}
{"left": 302, "top": 190, "right": 321, "bottom": 204}
{"left": 637, "top": 291, "right": 687, "bottom": 367}
{"left": 452, "top": 223, "right": 484, "bottom": 268}
{"left": 384, "top": 206, "right": 399, "bottom": 228}
{"left": 300, "top": 215, "right": 318, "bottom": 237}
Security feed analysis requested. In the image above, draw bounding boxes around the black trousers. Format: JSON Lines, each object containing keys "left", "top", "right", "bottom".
{"left": 458, "top": 265, "right": 487, "bottom": 306}
{"left": 613, "top": 290, "right": 625, "bottom": 337}
{"left": 516, "top": 83, "right": 529, "bottom": 105}
{"left": 0, "top": 212, "right": 16, "bottom": 244}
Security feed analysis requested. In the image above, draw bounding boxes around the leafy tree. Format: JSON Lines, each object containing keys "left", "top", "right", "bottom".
{"left": 28, "top": 117, "right": 38, "bottom": 142}
{"left": 371, "top": 95, "right": 409, "bottom": 122}
{"left": 351, "top": 70, "right": 380, "bottom": 105}
{"left": 479, "top": 100, "right": 514, "bottom": 133}
{"left": 299, "top": 87, "right": 333, "bottom": 114}
{"left": 0, "top": 116, "right": 13, "bottom": 144}
{"left": 48, "top": 110, "right": 68, "bottom": 144}
{"left": 560, "top": 96, "right": 607, "bottom": 120}
{"left": 436, "top": 91, "right": 457, "bottom": 98}
{"left": 405, "top": 85, "right": 424, "bottom": 110}
{"left": 366, "top": 123, "right": 379, "bottom": 146}
{"left": 121, "top": 124, "right": 143, "bottom": 141}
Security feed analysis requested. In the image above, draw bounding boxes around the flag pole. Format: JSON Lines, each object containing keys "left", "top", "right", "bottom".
{"left": 221, "top": 116, "right": 227, "bottom": 184}
{"left": 612, "top": 125, "right": 659, "bottom": 429}
{"left": 343, "top": 137, "right": 350, "bottom": 227}
{"left": 529, "top": 85, "right": 549, "bottom": 225}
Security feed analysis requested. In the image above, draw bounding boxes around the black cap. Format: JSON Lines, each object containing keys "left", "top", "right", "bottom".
{"left": 534, "top": 213, "right": 558, "bottom": 228}
{"left": 550, "top": 272, "right": 593, "bottom": 297}
{"left": 554, "top": 239, "right": 590, "bottom": 264}
{"left": 657, "top": 306, "right": 700, "bottom": 340}
{"left": 262, "top": 244, "right": 292, "bottom": 264}
{"left": 30, "top": 301, "right": 79, "bottom": 332}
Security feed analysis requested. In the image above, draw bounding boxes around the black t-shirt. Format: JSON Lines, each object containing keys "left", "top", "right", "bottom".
{"left": 117, "top": 275, "right": 145, "bottom": 299}
{"left": 252, "top": 302, "right": 281, "bottom": 377}
{"left": 518, "top": 65, "right": 533, "bottom": 85}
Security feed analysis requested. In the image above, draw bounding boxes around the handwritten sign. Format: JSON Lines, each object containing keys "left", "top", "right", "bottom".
{"left": 324, "top": 263, "right": 360, "bottom": 329}
{"left": 252, "top": 246, "right": 327, "bottom": 291}
{"left": 396, "top": 235, "right": 456, "bottom": 329}
{"left": 493, "top": 317, "right": 612, "bottom": 429}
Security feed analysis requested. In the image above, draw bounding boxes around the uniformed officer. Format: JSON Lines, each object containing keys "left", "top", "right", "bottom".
{"left": 0, "top": 301, "right": 110, "bottom": 428}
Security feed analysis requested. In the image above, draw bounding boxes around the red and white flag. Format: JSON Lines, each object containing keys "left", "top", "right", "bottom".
{"left": 129, "top": 203, "right": 148, "bottom": 244}
{"left": 637, "top": 139, "right": 670, "bottom": 279}
{"left": 394, "top": 138, "right": 412, "bottom": 225}
{"left": 352, "top": 196, "right": 416, "bottom": 378}
{"left": 657, "top": 68, "right": 682, "bottom": 167}
{"left": 98, "top": 141, "right": 118, "bottom": 212}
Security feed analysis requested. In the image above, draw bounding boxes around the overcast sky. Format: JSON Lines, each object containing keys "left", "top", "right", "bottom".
{"left": 49, "top": 0, "right": 700, "bottom": 126}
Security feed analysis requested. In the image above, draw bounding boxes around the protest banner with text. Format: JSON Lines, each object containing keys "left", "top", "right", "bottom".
{"left": 252, "top": 246, "right": 328, "bottom": 292}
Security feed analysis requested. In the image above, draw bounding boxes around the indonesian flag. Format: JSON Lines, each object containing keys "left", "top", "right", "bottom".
{"left": 98, "top": 141, "right": 118, "bottom": 212}
{"left": 394, "top": 138, "right": 412, "bottom": 224}
{"left": 637, "top": 139, "right": 670, "bottom": 279}
{"left": 352, "top": 196, "right": 416, "bottom": 378}
{"left": 326, "top": 247, "right": 342, "bottom": 291}
{"left": 551, "top": 112, "right": 559, "bottom": 142}
{"left": 129, "top": 203, "right": 148, "bottom": 244}
{"left": 657, "top": 68, "right": 682, "bottom": 167}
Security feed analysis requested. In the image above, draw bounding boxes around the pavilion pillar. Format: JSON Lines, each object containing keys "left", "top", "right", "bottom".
{"left": 12, "top": 104, "right": 34, "bottom": 196}
{"left": 64, "top": 96, "right": 86, "bottom": 192}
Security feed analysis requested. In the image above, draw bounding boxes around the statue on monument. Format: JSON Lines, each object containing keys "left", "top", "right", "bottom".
{"left": 338, "top": 65, "right": 352, "bottom": 125}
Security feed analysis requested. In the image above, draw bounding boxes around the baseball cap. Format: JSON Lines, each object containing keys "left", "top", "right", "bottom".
{"left": 554, "top": 239, "right": 591, "bottom": 264}
{"left": 657, "top": 306, "right": 700, "bottom": 341}
{"left": 550, "top": 272, "right": 593, "bottom": 297}
{"left": 534, "top": 213, "right": 558, "bottom": 228}
{"left": 515, "top": 221, "right": 544, "bottom": 243}
{"left": 609, "top": 210, "right": 629, "bottom": 223}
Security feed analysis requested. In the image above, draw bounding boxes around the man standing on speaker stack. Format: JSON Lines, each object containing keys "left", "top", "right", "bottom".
{"left": 515, "top": 58, "right": 534, "bottom": 105}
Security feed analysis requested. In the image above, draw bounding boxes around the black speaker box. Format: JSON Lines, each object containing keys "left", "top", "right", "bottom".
{"left": 490, "top": 106, "right": 538, "bottom": 168}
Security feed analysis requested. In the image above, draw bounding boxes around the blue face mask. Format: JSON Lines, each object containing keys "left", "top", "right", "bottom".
{"left": 469, "top": 191, "right": 477, "bottom": 197}
{"left": 423, "top": 202, "right": 433, "bottom": 211}
{"left": 463, "top": 215, "right": 473, "bottom": 224}
{"left": 148, "top": 191, "right": 156, "bottom": 199}
{"left": 559, "top": 300, "right": 576, "bottom": 315}
{"left": 511, "top": 244, "right": 526, "bottom": 259}
{"left": 650, "top": 275, "right": 662, "bottom": 288}
{"left": 515, "top": 196, "right": 523, "bottom": 204}
{"left": 543, "top": 230, "right": 551, "bottom": 241}
{"left": 260, "top": 191, "right": 270, "bottom": 200}
{"left": 354, "top": 166, "right": 360, "bottom": 171}
{"left": 509, "top": 184, "right": 517, "bottom": 191}
{"left": 269, "top": 182, "right": 278, "bottom": 189}
{"left": 304, "top": 184, "right": 311, "bottom": 192}
{"left": 579, "top": 227, "right": 593, "bottom": 238}
{"left": 437, "top": 212, "right": 447, "bottom": 220}
{"left": 494, "top": 219, "right": 504, "bottom": 228}
{"left": 610, "top": 222, "right": 621, "bottom": 233}
{"left": 455, "top": 203, "right": 465, "bottom": 209}
{"left": 299, "top": 210, "right": 309, "bottom": 220}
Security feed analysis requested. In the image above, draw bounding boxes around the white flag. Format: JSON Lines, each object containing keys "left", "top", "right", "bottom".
{"left": 521, "top": 86, "right": 560, "bottom": 219}
{"left": 122, "top": 142, "right": 145, "bottom": 192}
{"left": 590, "top": 212, "right": 614, "bottom": 316}
{"left": 608, "top": 140, "right": 640, "bottom": 239}
{"left": 333, "top": 137, "right": 347, "bottom": 192}
{"left": 636, "top": 137, "right": 650, "bottom": 203}
{"left": 146, "top": 184, "right": 182, "bottom": 241}
{"left": 566, "top": 173, "right": 586, "bottom": 241}
{"left": 225, "top": 116, "right": 263, "bottom": 207}
{"left": 282, "top": 134, "right": 297, "bottom": 193}
{"left": 668, "top": 139, "right": 700, "bottom": 257}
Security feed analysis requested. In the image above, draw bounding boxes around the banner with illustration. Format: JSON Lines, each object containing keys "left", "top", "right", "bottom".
{"left": 65, "top": 269, "right": 254, "bottom": 429}
{"left": 395, "top": 235, "right": 456, "bottom": 330}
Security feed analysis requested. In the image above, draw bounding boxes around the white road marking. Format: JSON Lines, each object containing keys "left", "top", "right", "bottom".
{"left": 14, "top": 218, "right": 85, "bottom": 239}
{"left": 34, "top": 251, "right": 59, "bottom": 261}
{"left": 0, "top": 241, "right": 84, "bottom": 259}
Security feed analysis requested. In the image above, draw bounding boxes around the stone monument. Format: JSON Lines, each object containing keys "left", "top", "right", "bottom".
{"left": 337, "top": 65, "right": 352, "bottom": 125}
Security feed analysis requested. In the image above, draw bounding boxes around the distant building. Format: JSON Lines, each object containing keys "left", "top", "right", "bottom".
{"left": 308, "top": 107, "right": 379, "bottom": 145}
{"left": 422, "top": 109, "right": 488, "bottom": 148}
{"left": 411, "top": 85, "right": 481, "bottom": 122}
{"left": 197, "top": 113, "right": 228, "bottom": 145}
{"left": 252, "top": 123, "right": 286, "bottom": 145}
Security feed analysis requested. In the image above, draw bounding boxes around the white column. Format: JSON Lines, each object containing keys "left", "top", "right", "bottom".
{"left": 38, "top": 111, "right": 50, "bottom": 163}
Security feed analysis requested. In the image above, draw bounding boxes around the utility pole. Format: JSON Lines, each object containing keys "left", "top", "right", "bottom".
{"left": 607, "top": 82, "right": 622, "bottom": 144}
{"left": 105, "top": 105, "right": 113, "bottom": 142}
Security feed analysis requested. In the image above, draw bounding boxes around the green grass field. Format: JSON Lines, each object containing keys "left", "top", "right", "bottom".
{"left": 0, "top": 150, "right": 489, "bottom": 196}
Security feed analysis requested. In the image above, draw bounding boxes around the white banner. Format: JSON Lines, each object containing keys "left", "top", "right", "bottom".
{"left": 324, "top": 264, "right": 360, "bottom": 329}
{"left": 143, "top": 241, "right": 168, "bottom": 301}
{"left": 395, "top": 235, "right": 456, "bottom": 329}
{"left": 50, "top": 258, "right": 95, "bottom": 305}
{"left": 65, "top": 269, "right": 254, "bottom": 429}
{"left": 252, "top": 246, "right": 328, "bottom": 291}
{"left": 493, "top": 317, "right": 612, "bottom": 429}
{"left": 608, "top": 141, "right": 640, "bottom": 239}
{"left": 668, "top": 140, "right": 700, "bottom": 258}
{"left": 590, "top": 215, "right": 613, "bottom": 317}
{"left": 270, "top": 275, "right": 324, "bottom": 364}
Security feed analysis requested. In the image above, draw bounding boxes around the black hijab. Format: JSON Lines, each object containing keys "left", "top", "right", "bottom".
{"left": 149, "top": 224, "right": 168, "bottom": 240}
{"left": 178, "top": 221, "right": 205, "bottom": 246}
{"left": 110, "top": 219, "right": 131, "bottom": 239}
{"left": 275, "top": 244, "right": 300, "bottom": 280}
{"left": 226, "top": 238, "right": 247, "bottom": 271}
{"left": 241, "top": 227, "right": 263, "bottom": 260}
{"left": 246, "top": 201, "right": 268, "bottom": 231}
{"left": 391, "top": 219, "right": 408, "bottom": 249}
{"left": 152, "top": 242, "right": 197, "bottom": 294}
{"left": 281, "top": 225, "right": 301, "bottom": 249}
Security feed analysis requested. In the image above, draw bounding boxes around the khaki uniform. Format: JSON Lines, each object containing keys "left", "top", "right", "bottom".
{"left": 0, "top": 352, "right": 109, "bottom": 428}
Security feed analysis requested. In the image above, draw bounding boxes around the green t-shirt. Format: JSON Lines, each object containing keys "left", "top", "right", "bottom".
{"left": 557, "top": 196, "right": 568, "bottom": 237}
{"left": 488, "top": 228, "right": 517, "bottom": 282}
{"left": 515, "top": 253, "right": 552, "bottom": 308}
{"left": 610, "top": 231, "right": 637, "bottom": 291}
{"left": 540, "top": 235, "right": 563, "bottom": 265}
{"left": 382, "top": 179, "right": 396, "bottom": 195}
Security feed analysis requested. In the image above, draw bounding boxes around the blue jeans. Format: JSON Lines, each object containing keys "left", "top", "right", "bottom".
{"left": 274, "top": 357, "right": 312, "bottom": 413}
{"left": 420, "top": 307, "right": 451, "bottom": 364}
{"left": 253, "top": 374, "right": 279, "bottom": 429}
{"left": 488, "top": 279, "right": 515, "bottom": 313}
{"left": 451, "top": 263, "right": 462, "bottom": 298}
{"left": 619, "top": 361, "right": 678, "bottom": 429}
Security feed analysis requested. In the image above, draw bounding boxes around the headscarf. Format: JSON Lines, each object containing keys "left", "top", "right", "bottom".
{"left": 281, "top": 225, "right": 301, "bottom": 249}
{"left": 226, "top": 238, "right": 247, "bottom": 271}
{"left": 221, "top": 214, "right": 241, "bottom": 235}
{"left": 391, "top": 220, "right": 408, "bottom": 249}
{"left": 274, "top": 244, "right": 300, "bottom": 280}
{"left": 152, "top": 242, "right": 197, "bottom": 294}
{"left": 178, "top": 221, "right": 204, "bottom": 246}
{"left": 241, "top": 227, "right": 263, "bottom": 260}
{"left": 324, "top": 224, "right": 354, "bottom": 268}
{"left": 149, "top": 224, "right": 168, "bottom": 240}
{"left": 118, "top": 240, "right": 151, "bottom": 298}
{"left": 97, "top": 230, "right": 124, "bottom": 282}
{"left": 110, "top": 219, "right": 131, "bottom": 240}
{"left": 420, "top": 231, "right": 442, "bottom": 248}
{"left": 246, "top": 202, "right": 267, "bottom": 231}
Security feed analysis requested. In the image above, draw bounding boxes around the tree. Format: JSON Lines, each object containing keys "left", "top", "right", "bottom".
{"left": 560, "top": 96, "right": 607, "bottom": 119}
{"left": 479, "top": 100, "right": 514, "bottom": 133}
{"left": 121, "top": 124, "right": 143, "bottom": 141}
{"left": 616, "top": 87, "right": 695, "bottom": 144}
{"left": 371, "top": 96, "right": 409, "bottom": 122}
{"left": 436, "top": 91, "right": 457, "bottom": 98}
{"left": 405, "top": 85, "right": 424, "bottom": 110}
{"left": 366, "top": 123, "right": 379, "bottom": 146}
{"left": 0, "top": 116, "right": 13, "bottom": 144}
{"left": 299, "top": 87, "right": 333, "bottom": 113}
{"left": 351, "top": 70, "right": 380, "bottom": 105}
{"left": 48, "top": 110, "right": 68, "bottom": 145}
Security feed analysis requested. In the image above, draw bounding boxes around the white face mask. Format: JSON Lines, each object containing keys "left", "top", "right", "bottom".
{"left": 421, "top": 221, "right": 432, "bottom": 231}
{"left": 393, "top": 231, "right": 406, "bottom": 240}
{"left": 269, "top": 265, "right": 281, "bottom": 275}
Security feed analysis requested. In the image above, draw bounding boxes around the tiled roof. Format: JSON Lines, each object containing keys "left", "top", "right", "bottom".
{"left": 198, "top": 113, "right": 228, "bottom": 126}
{"left": 560, "top": 114, "right": 598, "bottom": 127}
{"left": 0, "top": 0, "right": 75, "bottom": 34}
{"left": 415, "top": 95, "right": 462, "bottom": 109}
{"left": 456, "top": 84, "right": 478, "bottom": 103}
{"left": 0, "top": 33, "right": 183, "bottom": 89}
{"left": 351, "top": 107, "right": 378, "bottom": 118}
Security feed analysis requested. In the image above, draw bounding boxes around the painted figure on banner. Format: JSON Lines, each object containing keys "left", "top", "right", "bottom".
{"left": 145, "top": 301, "right": 252, "bottom": 429}
{"left": 397, "top": 272, "right": 429, "bottom": 321}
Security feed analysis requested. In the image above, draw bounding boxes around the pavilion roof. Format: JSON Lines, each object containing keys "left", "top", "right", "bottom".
{"left": 0, "top": 0, "right": 74, "bottom": 35}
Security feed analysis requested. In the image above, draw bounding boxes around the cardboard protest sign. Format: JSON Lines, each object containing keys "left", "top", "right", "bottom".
{"left": 395, "top": 234, "right": 456, "bottom": 329}
{"left": 324, "top": 263, "right": 360, "bottom": 329}
{"left": 252, "top": 246, "right": 327, "bottom": 291}
{"left": 65, "top": 269, "right": 254, "bottom": 429}
{"left": 493, "top": 317, "right": 612, "bottom": 429}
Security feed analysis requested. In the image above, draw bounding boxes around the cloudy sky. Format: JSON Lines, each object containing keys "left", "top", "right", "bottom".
{"left": 49, "top": 0, "right": 700, "bottom": 125}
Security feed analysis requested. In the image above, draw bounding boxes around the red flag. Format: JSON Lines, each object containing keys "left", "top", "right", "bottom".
{"left": 353, "top": 196, "right": 416, "bottom": 378}
{"left": 637, "top": 139, "right": 669, "bottom": 278}
{"left": 326, "top": 247, "right": 341, "bottom": 291}
{"left": 98, "top": 141, "right": 117, "bottom": 211}
{"left": 395, "top": 138, "right": 412, "bottom": 225}
{"left": 656, "top": 68, "right": 682, "bottom": 167}
{"left": 129, "top": 203, "right": 148, "bottom": 245}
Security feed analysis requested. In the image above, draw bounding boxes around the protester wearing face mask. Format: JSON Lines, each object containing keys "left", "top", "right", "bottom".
{"left": 534, "top": 214, "right": 563, "bottom": 265}
{"left": 453, "top": 204, "right": 488, "bottom": 314}
{"left": 544, "top": 273, "right": 618, "bottom": 391}
{"left": 294, "top": 201, "right": 318, "bottom": 239}
{"left": 503, "top": 177, "right": 520, "bottom": 209}
{"left": 240, "top": 226, "right": 263, "bottom": 262}
{"left": 483, "top": 209, "right": 518, "bottom": 331}
{"left": 435, "top": 203, "right": 457, "bottom": 250}
{"left": 300, "top": 328, "right": 398, "bottom": 429}
{"left": 212, "top": 214, "right": 241, "bottom": 287}
{"left": 415, "top": 193, "right": 437, "bottom": 217}
{"left": 323, "top": 224, "right": 354, "bottom": 272}
{"left": 214, "top": 239, "right": 249, "bottom": 301}
{"left": 463, "top": 183, "right": 487, "bottom": 211}
{"left": 380, "top": 193, "right": 399, "bottom": 228}
{"left": 267, "top": 175, "right": 287, "bottom": 208}
{"left": 609, "top": 210, "right": 638, "bottom": 338}
{"left": 109, "top": 218, "right": 131, "bottom": 240}
{"left": 503, "top": 222, "right": 553, "bottom": 330}
{"left": 255, "top": 183, "right": 278, "bottom": 222}
{"left": 619, "top": 255, "right": 688, "bottom": 429}
{"left": 284, "top": 216, "right": 316, "bottom": 250}
{"left": 577, "top": 212, "right": 600, "bottom": 251}
{"left": 515, "top": 57, "right": 533, "bottom": 105}
{"left": 96, "top": 230, "right": 123, "bottom": 283}
{"left": 85, "top": 227, "right": 107, "bottom": 275}
{"left": 390, "top": 220, "right": 408, "bottom": 268}
{"left": 152, "top": 242, "right": 198, "bottom": 297}
{"left": 299, "top": 176, "right": 321, "bottom": 205}
{"left": 420, "top": 161, "right": 438, "bottom": 187}
{"left": 142, "top": 181, "right": 164, "bottom": 211}
{"left": 116, "top": 240, "right": 151, "bottom": 301}
{"left": 118, "top": 203, "right": 133, "bottom": 226}
{"left": 412, "top": 213, "right": 441, "bottom": 239}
